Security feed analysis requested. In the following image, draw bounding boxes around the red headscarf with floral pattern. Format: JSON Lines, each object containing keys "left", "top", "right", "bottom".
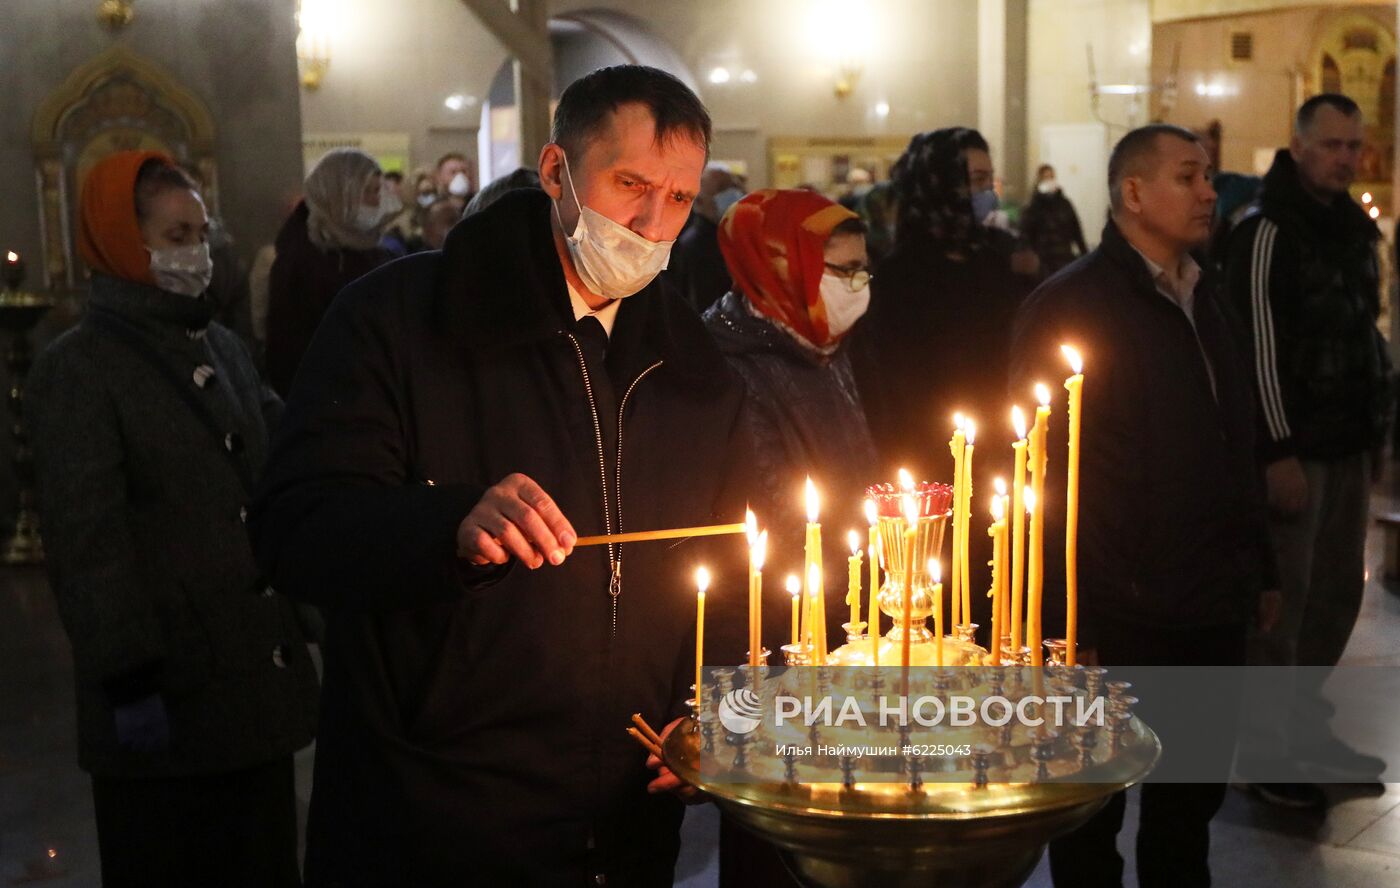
{"left": 717, "top": 189, "right": 859, "bottom": 347}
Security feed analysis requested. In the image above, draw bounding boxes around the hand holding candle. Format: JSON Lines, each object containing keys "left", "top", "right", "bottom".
{"left": 1062, "top": 345, "right": 1084, "bottom": 668}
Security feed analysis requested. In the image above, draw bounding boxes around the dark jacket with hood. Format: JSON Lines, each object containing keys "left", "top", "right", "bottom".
{"left": 29, "top": 274, "right": 319, "bottom": 778}
{"left": 1225, "top": 148, "right": 1392, "bottom": 463}
{"left": 1011, "top": 220, "right": 1276, "bottom": 642}
{"left": 250, "top": 188, "right": 753, "bottom": 887}
{"left": 266, "top": 201, "right": 391, "bottom": 398}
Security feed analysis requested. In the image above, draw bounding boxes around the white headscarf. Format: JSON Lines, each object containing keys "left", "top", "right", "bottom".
{"left": 303, "top": 148, "right": 384, "bottom": 251}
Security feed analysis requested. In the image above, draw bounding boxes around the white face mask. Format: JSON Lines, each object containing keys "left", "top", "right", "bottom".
{"left": 148, "top": 243, "right": 213, "bottom": 298}
{"left": 448, "top": 172, "right": 471, "bottom": 197}
{"left": 555, "top": 151, "right": 674, "bottom": 300}
{"left": 354, "top": 202, "right": 387, "bottom": 232}
{"left": 819, "top": 272, "right": 870, "bottom": 340}
{"left": 1037, "top": 179, "right": 1059, "bottom": 195}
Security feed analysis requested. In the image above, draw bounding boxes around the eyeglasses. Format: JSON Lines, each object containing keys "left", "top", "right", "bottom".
{"left": 824, "top": 263, "right": 872, "bottom": 291}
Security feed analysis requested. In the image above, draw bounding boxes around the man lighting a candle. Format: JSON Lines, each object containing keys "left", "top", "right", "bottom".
{"left": 251, "top": 66, "right": 753, "bottom": 887}
{"left": 1010, "top": 124, "right": 1279, "bottom": 888}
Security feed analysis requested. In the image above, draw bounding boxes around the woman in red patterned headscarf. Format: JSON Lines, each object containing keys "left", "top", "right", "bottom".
{"left": 703, "top": 186, "right": 880, "bottom": 887}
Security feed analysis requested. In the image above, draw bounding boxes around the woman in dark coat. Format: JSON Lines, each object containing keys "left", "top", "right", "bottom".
{"left": 1020, "top": 163, "right": 1088, "bottom": 277}
{"left": 28, "top": 150, "right": 319, "bottom": 888}
{"left": 266, "top": 147, "right": 394, "bottom": 396}
{"left": 704, "top": 188, "right": 879, "bottom": 888}
{"left": 852, "top": 128, "right": 1037, "bottom": 642}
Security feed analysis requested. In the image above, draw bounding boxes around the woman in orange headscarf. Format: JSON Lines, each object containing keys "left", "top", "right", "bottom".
{"left": 703, "top": 187, "right": 880, "bottom": 887}
{"left": 29, "top": 150, "right": 317, "bottom": 887}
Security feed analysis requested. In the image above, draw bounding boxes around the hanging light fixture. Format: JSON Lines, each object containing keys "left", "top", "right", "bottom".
{"left": 296, "top": 0, "right": 333, "bottom": 91}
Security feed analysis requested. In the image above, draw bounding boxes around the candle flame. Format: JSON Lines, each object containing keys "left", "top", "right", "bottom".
{"left": 847, "top": 529, "right": 860, "bottom": 554}
{"left": 786, "top": 573, "right": 801, "bottom": 597}
{"left": 994, "top": 476, "right": 1007, "bottom": 496}
{"left": 953, "top": 411, "right": 965, "bottom": 431}
{"left": 46, "top": 848, "right": 56, "bottom": 859}
{"left": 902, "top": 492, "right": 919, "bottom": 527}
{"left": 804, "top": 476, "right": 820, "bottom": 523}
{"left": 1012, "top": 405, "right": 1027, "bottom": 440}
{"left": 1035, "top": 383, "right": 1051, "bottom": 407}
{"left": 929, "top": 559, "right": 942, "bottom": 583}
{"left": 695, "top": 566, "right": 711, "bottom": 594}
{"left": 863, "top": 498, "right": 878, "bottom": 526}
{"left": 1061, "top": 344, "right": 1083, "bottom": 375}
{"left": 5, "top": 251, "right": 17, "bottom": 263}
{"left": 753, "top": 530, "right": 768, "bottom": 571}
{"left": 897, "top": 467, "right": 914, "bottom": 491}
{"left": 745, "top": 507, "right": 757, "bottom": 546}
{"left": 991, "top": 495, "right": 1005, "bottom": 521}
{"left": 1024, "top": 487, "right": 1036, "bottom": 514}
{"left": 964, "top": 419, "right": 977, "bottom": 445}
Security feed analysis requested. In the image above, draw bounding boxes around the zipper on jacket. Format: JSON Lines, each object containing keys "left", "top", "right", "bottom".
{"left": 564, "top": 331, "right": 663, "bottom": 634}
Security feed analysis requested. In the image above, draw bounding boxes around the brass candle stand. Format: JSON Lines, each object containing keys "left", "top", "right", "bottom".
{"left": 0, "top": 256, "right": 54, "bottom": 565}
{"left": 670, "top": 656, "right": 1159, "bottom": 888}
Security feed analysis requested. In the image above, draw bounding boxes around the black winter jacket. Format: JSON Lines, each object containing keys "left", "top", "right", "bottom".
{"left": 1225, "top": 149, "right": 1392, "bottom": 462}
{"left": 1010, "top": 221, "right": 1276, "bottom": 643}
{"left": 250, "top": 189, "right": 753, "bottom": 887}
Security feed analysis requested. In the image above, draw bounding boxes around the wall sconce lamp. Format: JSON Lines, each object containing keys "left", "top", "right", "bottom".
{"left": 96, "top": 0, "right": 135, "bottom": 30}
{"left": 834, "top": 62, "right": 863, "bottom": 100}
{"left": 297, "top": 0, "right": 332, "bottom": 91}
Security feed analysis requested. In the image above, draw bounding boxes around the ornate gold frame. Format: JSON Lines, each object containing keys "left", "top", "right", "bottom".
{"left": 31, "top": 46, "right": 218, "bottom": 292}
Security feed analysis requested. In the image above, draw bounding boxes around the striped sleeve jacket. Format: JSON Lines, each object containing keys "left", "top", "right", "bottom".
{"left": 1225, "top": 207, "right": 1391, "bottom": 462}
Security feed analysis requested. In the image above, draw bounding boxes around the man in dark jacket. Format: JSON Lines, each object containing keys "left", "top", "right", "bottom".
{"left": 1012, "top": 124, "right": 1278, "bottom": 888}
{"left": 251, "top": 66, "right": 753, "bottom": 887}
{"left": 1226, "top": 94, "right": 1392, "bottom": 807}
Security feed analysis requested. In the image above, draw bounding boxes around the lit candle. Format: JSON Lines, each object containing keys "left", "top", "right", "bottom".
{"left": 695, "top": 567, "right": 710, "bottom": 709}
{"left": 901, "top": 493, "right": 918, "bottom": 671}
{"left": 960, "top": 420, "right": 977, "bottom": 626}
{"left": 787, "top": 574, "right": 801, "bottom": 646}
{"left": 749, "top": 530, "right": 767, "bottom": 673}
{"left": 1010, "top": 407, "right": 1029, "bottom": 653}
{"left": 1062, "top": 345, "right": 1084, "bottom": 668}
{"left": 807, "top": 562, "right": 825, "bottom": 665}
{"left": 864, "top": 499, "right": 880, "bottom": 654}
{"left": 930, "top": 559, "right": 944, "bottom": 668}
{"left": 846, "top": 530, "right": 862, "bottom": 629}
{"left": 745, "top": 510, "right": 759, "bottom": 669}
{"left": 1029, "top": 384, "right": 1051, "bottom": 668}
{"left": 987, "top": 484, "right": 1007, "bottom": 665}
{"left": 1025, "top": 487, "right": 1041, "bottom": 668}
{"left": 803, "top": 478, "right": 825, "bottom": 664}
{"left": 948, "top": 416, "right": 966, "bottom": 626}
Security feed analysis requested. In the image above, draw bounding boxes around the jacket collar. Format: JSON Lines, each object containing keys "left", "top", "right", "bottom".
{"left": 1096, "top": 219, "right": 1171, "bottom": 301}
{"left": 1259, "top": 148, "right": 1378, "bottom": 242}
{"left": 437, "top": 188, "right": 718, "bottom": 382}
{"left": 87, "top": 272, "right": 216, "bottom": 334}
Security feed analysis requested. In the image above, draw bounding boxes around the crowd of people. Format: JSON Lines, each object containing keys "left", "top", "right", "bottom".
{"left": 24, "top": 62, "right": 1392, "bottom": 888}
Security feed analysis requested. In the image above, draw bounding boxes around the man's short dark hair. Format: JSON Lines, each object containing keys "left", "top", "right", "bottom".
{"left": 550, "top": 65, "right": 711, "bottom": 162}
{"left": 1296, "top": 93, "right": 1362, "bottom": 133}
{"left": 435, "top": 152, "right": 467, "bottom": 171}
{"left": 1107, "top": 124, "right": 1201, "bottom": 210}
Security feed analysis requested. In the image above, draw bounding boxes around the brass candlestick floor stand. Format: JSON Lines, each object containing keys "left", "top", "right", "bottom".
{"left": 0, "top": 260, "right": 55, "bottom": 565}
{"left": 671, "top": 649, "right": 1158, "bottom": 888}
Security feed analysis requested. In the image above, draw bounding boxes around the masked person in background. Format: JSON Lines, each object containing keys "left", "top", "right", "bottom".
{"left": 250, "top": 65, "right": 754, "bottom": 887}
{"left": 670, "top": 163, "right": 742, "bottom": 313}
{"left": 435, "top": 151, "right": 474, "bottom": 200}
{"left": 852, "top": 128, "right": 1036, "bottom": 641}
{"left": 28, "top": 151, "right": 319, "bottom": 888}
{"left": 265, "top": 148, "right": 395, "bottom": 397}
{"left": 703, "top": 189, "right": 879, "bottom": 888}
